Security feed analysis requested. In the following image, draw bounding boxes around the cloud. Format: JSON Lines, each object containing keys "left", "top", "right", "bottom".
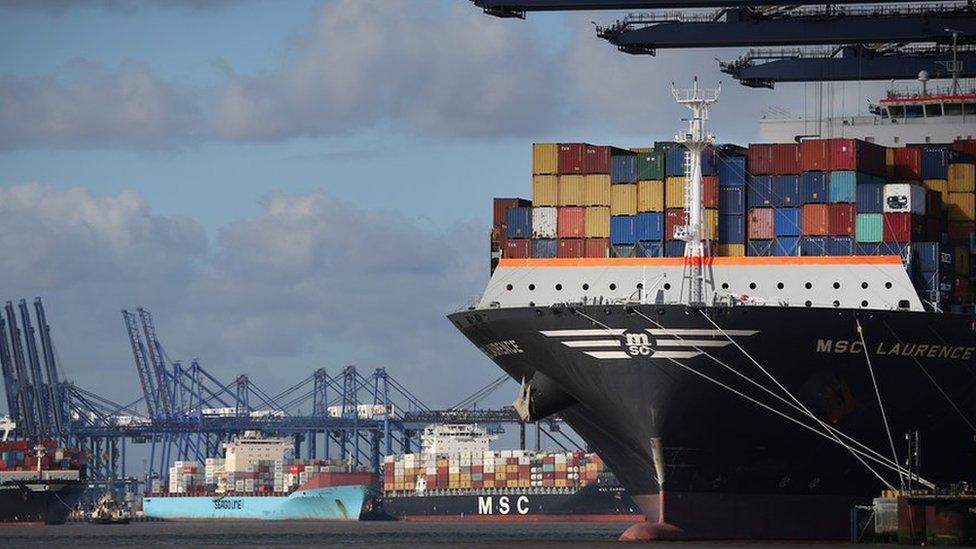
{"left": 0, "top": 0, "right": 248, "bottom": 14}
{"left": 0, "top": 183, "right": 491, "bottom": 408}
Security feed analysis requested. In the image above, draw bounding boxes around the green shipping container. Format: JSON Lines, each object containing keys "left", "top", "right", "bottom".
{"left": 855, "top": 213, "right": 883, "bottom": 242}
{"left": 636, "top": 150, "right": 665, "bottom": 180}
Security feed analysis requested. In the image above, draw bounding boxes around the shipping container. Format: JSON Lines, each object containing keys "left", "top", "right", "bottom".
{"left": 918, "top": 145, "right": 971, "bottom": 179}
{"left": 774, "top": 207, "right": 802, "bottom": 237}
{"left": 635, "top": 149, "right": 666, "bottom": 180}
{"left": 637, "top": 180, "right": 665, "bottom": 212}
{"left": 883, "top": 213, "right": 925, "bottom": 242}
{"left": 719, "top": 186, "right": 745, "bottom": 215}
{"left": 799, "top": 139, "right": 829, "bottom": 172}
{"left": 800, "top": 172, "right": 828, "bottom": 204}
{"left": 924, "top": 179, "right": 949, "bottom": 202}
{"left": 827, "top": 138, "right": 886, "bottom": 176}
{"left": 748, "top": 175, "right": 773, "bottom": 208}
{"left": 879, "top": 241, "right": 910, "bottom": 257}
{"left": 635, "top": 212, "right": 664, "bottom": 242}
{"left": 747, "top": 239, "right": 773, "bottom": 256}
{"left": 533, "top": 175, "right": 559, "bottom": 206}
{"left": 718, "top": 243, "right": 745, "bottom": 257}
{"left": 719, "top": 214, "right": 745, "bottom": 244}
{"left": 610, "top": 184, "right": 638, "bottom": 216}
{"left": 583, "top": 174, "right": 611, "bottom": 205}
{"left": 665, "top": 209, "right": 686, "bottom": 240}
{"left": 856, "top": 242, "right": 882, "bottom": 255}
{"left": 703, "top": 176, "right": 719, "bottom": 208}
{"left": 611, "top": 152, "right": 638, "bottom": 183}
{"left": 925, "top": 189, "right": 943, "bottom": 219}
{"left": 504, "top": 239, "right": 531, "bottom": 258}
{"left": 584, "top": 206, "right": 610, "bottom": 238}
{"left": 855, "top": 213, "right": 883, "bottom": 243}
{"left": 585, "top": 238, "right": 610, "bottom": 258}
{"left": 703, "top": 209, "right": 719, "bottom": 241}
{"left": 949, "top": 163, "right": 976, "bottom": 192}
{"left": 636, "top": 240, "right": 662, "bottom": 258}
{"left": 954, "top": 246, "right": 971, "bottom": 276}
{"left": 801, "top": 236, "right": 828, "bottom": 256}
{"left": 947, "top": 192, "right": 976, "bottom": 221}
{"left": 827, "top": 236, "right": 855, "bottom": 256}
{"left": 772, "top": 175, "right": 800, "bottom": 207}
{"left": 828, "top": 171, "right": 858, "bottom": 203}
{"left": 747, "top": 144, "right": 774, "bottom": 175}
{"left": 828, "top": 204, "right": 856, "bottom": 236}
{"left": 772, "top": 236, "right": 799, "bottom": 256}
{"left": 772, "top": 143, "right": 801, "bottom": 175}
{"left": 558, "top": 175, "right": 586, "bottom": 206}
{"left": 557, "top": 238, "right": 585, "bottom": 258}
{"left": 717, "top": 154, "right": 747, "bottom": 186}
{"left": 954, "top": 140, "right": 976, "bottom": 158}
{"left": 892, "top": 147, "right": 922, "bottom": 180}
{"left": 558, "top": 143, "right": 584, "bottom": 174}
{"left": 532, "top": 207, "right": 557, "bottom": 239}
{"left": 802, "top": 204, "right": 830, "bottom": 236}
{"left": 493, "top": 198, "right": 531, "bottom": 228}
{"left": 883, "top": 183, "right": 927, "bottom": 215}
{"left": 665, "top": 176, "right": 686, "bottom": 209}
{"left": 583, "top": 145, "right": 610, "bottom": 174}
{"left": 856, "top": 182, "right": 884, "bottom": 214}
{"left": 665, "top": 240, "right": 686, "bottom": 257}
{"left": 506, "top": 207, "right": 532, "bottom": 239}
{"left": 612, "top": 244, "right": 636, "bottom": 258}
{"left": 557, "top": 207, "right": 586, "bottom": 238}
{"left": 926, "top": 216, "right": 942, "bottom": 241}
{"left": 533, "top": 143, "right": 558, "bottom": 175}
{"left": 955, "top": 276, "right": 971, "bottom": 303}
{"left": 666, "top": 147, "right": 717, "bottom": 176}
{"left": 533, "top": 239, "right": 557, "bottom": 258}
{"left": 610, "top": 216, "right": 636, "bottom": 244}
{"left": 748, "top": 208, "right": 775, "bottom": 240}
{"left": 948, "top": 220, "right": 973, "bottom": 241}
{"left": 911, "top": 241, "right": 952, "bottom": 272}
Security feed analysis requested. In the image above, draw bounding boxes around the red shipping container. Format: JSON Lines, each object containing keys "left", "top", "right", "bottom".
{"left": 558, "top": 143, "right": 584, "bottom": 174}
{"left": 557, "top": 207, "right": 586, "bottom": 238}
{"left": 504, "top": 239, "right": 531, "bottom": 258}
{"left": 771, "top": 143, "right": 801, "bottom": 175}
{"left": 955, "top": 276, "right": 971, "bottom": 303}
{"left": 828, "top": 204, "right": 855, "bottom": 236}
{"left": 926, "top": 217, "right": 942, "bottom": 240}
{"left": 747, "top": 144, "right": 774, "bottom": 175}
{"left": 953, "top": 140, "right": 976, "bottom": 158}
{"left": 828, "top": 138, "right": 886, "bottom": 176}
{"left": 747, "top": 208, "right": 774, "bottom": 240}
{"left": 585, "top": 238, "right": 610, "bottom": 257}
{"left": 702, "top": 176, "right": 719, "bottom": 208}
{"left": 892, "top": 147, "right": 922, "bottom": 180}
{"left": 493, "top": 198, "right": 531, "bottom": 228}
{"left": 883, "top": 213, "right": 925, "bottom": 242}
{"left": 948, "top": 221, "right": 974, "bottom": 241}
{"left": 665, "top": 209, "right": 687, "bottom": 241}
{"left": 802, "top": 204, "right": 830, "bottom": 235}
{"left": 800, "top": 139, "right": 829, "bottom": 172}
{"left": 558, "top": 238, "right": 585, "bottom": 258}
{"left": 583, "top": 144, "right": 610, "bottom": 174}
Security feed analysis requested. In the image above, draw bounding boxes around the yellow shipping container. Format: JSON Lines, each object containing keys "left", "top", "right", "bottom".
{"left": 949, "top": 164, "right": 976, "bottom": 193}
{"left": 507, "top": 464, "right": 518, "bottom": 473}
{"left": 885, "top": 148, "right": 895, "bottom": 178}
{"left": 585, "top": 207, "right": 610, "bottom": 238}
{"left": 610, "top": 184, "right": 637, "bottom": 216}
{"left": 484, "top": 480, "right": 495, "bottom": 488}
{"left": 533, "top": 143, "right": 558, "bottom": 175}
{"left": 703, "top": 209, "right": 719, "bottom": 241}
{"left": 394, "top": 483, "right": 404, "bottom": 490}
{"left": 718, "top": 243, "right": 745, "bottom": 257}
{"left": 584, "top": 174, "right": 611, "bottom": 206}
{"left": 947, "top": 192, "right": 976, "bottom": 221}
{"left": 555, "top": 463, "right": 567, "bottom": 472}
{"left": 449, "top": 473, "right": 459, "bottom": 482}
{"left": 956, "top": 247, "right": 971, "bottom": 276}
{"left": 532, "top": 175, "right": 558, "bottom": 207}
{"left": 461, "top": 473, "right": 471, "bottom": 481}
{"left": 520, "top": 480, "right": 530, "bottom": 488}
{"left": 637, "top": 180, "right": 665, "bottom": 212}
{"left": 665, "top": 176, "right": 686, "bottom": 209}
{"left": 555, "top": 478, "right": 567, "bottom": 487}
{"left": 923, "top": 179, "right": 949, "bottom": 202}
{"left": 558, "top": 175, "right": 586, "bottom": 206}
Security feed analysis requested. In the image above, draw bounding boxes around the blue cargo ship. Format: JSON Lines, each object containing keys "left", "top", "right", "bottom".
{"left": 142, "top": 483, "right": 371, "bottom": 521}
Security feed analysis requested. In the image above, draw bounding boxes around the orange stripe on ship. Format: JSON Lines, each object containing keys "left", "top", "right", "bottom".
{"left": 499, "top": 256, "right": 903, "bottom": 268}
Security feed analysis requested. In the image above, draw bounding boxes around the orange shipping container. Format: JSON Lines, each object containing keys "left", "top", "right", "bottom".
{"left": 584, "top": 207, "right": 610, "bottom": 238}
{"left": 802, "top": 204, "right": 830, "bottom": 235}
{"left": 585, "top": 238, "right": 610, "bottom": 257}
{"left": 584, "top": 174, "right": 611, "bottom": 205}
{"left": 558, "top": 175, "right": 585, "bottom": 206}
{"left": 702, "top": 176, "right": 719, "bottom": 208}
{"left": 610, "top": 184, "right": 637, "bottom": 216}
{"left": 532, "top": 175, "right": 558, "bottom": 206}
{"left": 557, "top": 207, "right": 586, "bottom": 238}
{"left": 637, "top": 180, "right": 664, "bottom": 212}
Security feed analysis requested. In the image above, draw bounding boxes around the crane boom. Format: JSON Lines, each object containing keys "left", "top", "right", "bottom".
{"left": 122, "top": 310, "right": 159, "bottom": 420}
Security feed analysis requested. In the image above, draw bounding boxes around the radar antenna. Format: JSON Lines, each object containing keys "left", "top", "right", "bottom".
{"left": 672, "top": 77, "right": 720, "bottom": 306}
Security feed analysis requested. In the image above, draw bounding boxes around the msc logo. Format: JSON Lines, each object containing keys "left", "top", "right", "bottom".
{"left": 622, "top": 332, "right": 653, "bottom": 356}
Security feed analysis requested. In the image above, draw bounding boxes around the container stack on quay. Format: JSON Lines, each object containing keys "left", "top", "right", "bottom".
{"left": 382, "top": 450, "right": 606, "bottom": 496}
{"left": 156, "top": 457, "right": 358, "bottom": 496}
{"left": 492, "top": 138, "right": 976, "bottom": 305}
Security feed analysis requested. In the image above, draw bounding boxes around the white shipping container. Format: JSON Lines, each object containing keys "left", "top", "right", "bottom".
{"left": 532, "top": 206, "right": 558, "bottom": 238}
{"left": 883, "top": 183, "right": 927, "bottom": 215}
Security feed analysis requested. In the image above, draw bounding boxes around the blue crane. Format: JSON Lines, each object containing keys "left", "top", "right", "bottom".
{"left": 35, "top": 298, "right": 67, "bottom": 438}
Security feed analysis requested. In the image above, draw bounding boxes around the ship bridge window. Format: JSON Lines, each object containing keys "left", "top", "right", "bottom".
{"left": 945, "top": 102, "right": 963, "bottom": 116}
{"left": 965, "top": 104, "right": 976, "bottom": 115}
{"left": 905, "top": 105, "right": 924, "bottom": 118}
{"left": 888, "top": 105, "right": 905, "bottom": 119}
{"left": 924, "top": 104, "right": 943, "bottom": 118}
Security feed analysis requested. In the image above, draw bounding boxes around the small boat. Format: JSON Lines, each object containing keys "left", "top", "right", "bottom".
{"left": 88, "top": 493, "right": 131, "bottom": 525}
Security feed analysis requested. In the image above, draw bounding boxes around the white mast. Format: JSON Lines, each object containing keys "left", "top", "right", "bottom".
{"left": 672, "top": 78, "right": 721, "bottom": 306}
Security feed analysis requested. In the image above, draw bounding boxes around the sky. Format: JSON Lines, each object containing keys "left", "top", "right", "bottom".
{"left": 0, "top": 0, "right": 873, "bottom": 419}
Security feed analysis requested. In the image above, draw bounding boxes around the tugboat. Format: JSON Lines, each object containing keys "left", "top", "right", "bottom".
{"left": 88, "top": 493, "right": 131, "bottom": 525}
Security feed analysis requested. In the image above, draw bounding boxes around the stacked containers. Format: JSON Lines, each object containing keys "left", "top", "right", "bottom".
{"left": 634, "top": 148, "right": 666, "bottom": 257}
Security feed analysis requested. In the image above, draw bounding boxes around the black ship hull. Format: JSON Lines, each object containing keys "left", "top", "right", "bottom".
{"left": 449, "top": 304, "right": 976, "bottom": 539}
{"left": 0, "top": 480, "right": 86, "bottom": 525}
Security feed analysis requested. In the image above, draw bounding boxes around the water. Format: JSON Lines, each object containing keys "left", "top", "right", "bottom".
{"left": 3, "top": 521, "right": 853, "bottom": 548}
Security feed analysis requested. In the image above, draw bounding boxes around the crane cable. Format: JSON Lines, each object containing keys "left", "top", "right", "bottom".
{"left": 856, "top": 317, "right": 906, "bottom": 491}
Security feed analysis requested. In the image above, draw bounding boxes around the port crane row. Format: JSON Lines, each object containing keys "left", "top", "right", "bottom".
{"left": 471, "top": 0, "right": 976, "bottom": 87}
{"left": 0, "top": 299, "right": 574, "bottom": 497}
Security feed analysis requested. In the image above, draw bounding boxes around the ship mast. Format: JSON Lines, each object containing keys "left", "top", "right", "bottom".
{"left": 672, "top": 78, "right": 721, "bottom": 306}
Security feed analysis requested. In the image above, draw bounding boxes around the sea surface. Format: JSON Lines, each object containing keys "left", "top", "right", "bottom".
{"left": 3, "top": 521, "right": 859, "bottom": 548}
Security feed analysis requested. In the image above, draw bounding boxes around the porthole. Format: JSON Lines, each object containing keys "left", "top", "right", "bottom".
{"left": 805, "top": 282, "right": 812, "bottom": 289}
{"left": 805, "top": 301, "right": 812, "bottom": 307}
{"left": 582, "top": 283, "right": 590, "bottom": 291}
{"left": 885, "top": 282, "right": 892, "bottom": 289}
{"left": 506, "top": 284, "right": 513, "bottom": 291}
{"left": 749, "top": 282, "right": 757, "bottom": 290}
{"left": 609, "top": 283, "right": 617, "bottom": 291}
{"left": 776, "top": 282, "right": 784, "bottom": 290}
{"left": 833, "top": 300, "right": 840, "bottom": 307}
{"left": 663, "top": 283, "right": 671, "bottom": 290}
{"left": 832, "top": 282, "right": 840, "bottom": 289}
{"left": 721, "top": 282, "right": 729, "bottom": 290}
{"left": 555, "top": 284, "right": 562, "bottom": 291}
{"left": 861, "top": 282, "right": 868, "bottom": 289}
{"left": 861, "top": 300, "right": 869, "bottom": 307}
{"left": 528, "top": 284, "right": 535, "bottom": 291}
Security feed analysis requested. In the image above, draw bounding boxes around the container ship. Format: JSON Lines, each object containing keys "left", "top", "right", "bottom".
{"left": 378, "top": 423, "right": 642, "bottom": 521}
{"left": 142, "top": 431, "right": 375, "bottom": 521}
{"left": 0, "top": 419, "right": 86, "bottom": 525}
{"left": 449, "top": 79, "right": 976, "bottom": 540}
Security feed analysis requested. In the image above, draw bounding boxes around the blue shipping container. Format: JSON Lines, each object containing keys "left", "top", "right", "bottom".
{"left": 911, "top": 241, "right": 952, "bottom": 272}
{"left": 919, "top": 146, "right": 973, "bottom": 180}
{"left": 636, "top": 241, "right": 662, "bottom": 257}
{"left": 827, "top": 236, "right": 855, "bottom": 256}
{"left": 506, "top": 207, "right": 532, "bottom": 239}
{"left": 719, "top": 214, "right": 745, "bottom": 244}
{"left": 828, "top": 171, "right": 859, "bottom": 203}
{"left": 719, "top": 186, "right": 745, "bottom": 215}
{"left": 774, "top": 207, "right": 802, "bottom": 237}
{"left": 666, "top": 147, "right": 717, "bottom": 177}
{"left": 665, "top": 240, "right": 686, "bottom": 257}
{"left": 532, "top": 239, "right": 557, "bottom": 258}
{"left": 748, "top": 175, "right": 773, "bottom": 208}
{"left": 635, "top": 212, "right": 664, "bottom": 241}
{"left": 610, "top": 215, "right": 637, "bottom": 244}
{"left": 856, "top": 183, "right": 884, "bottom": 213}
{"left": 717, "top": 155, "right": 747, "bottom": 187}
{"left": 611, "top": 153, "right": 638, "bottom": 184}
{"left": 773, "top": 236, "right": 800, "bottom": 256}
{"left": 772, "top": 175, "right": 801, "bottom": 207}
{"left": 800, "top": 172, "right": 828, "bottom": 204}
{"left": 611, "top": 244, "right": 636, "bottom": 258}
{"left": 855, "top": 242, "right": 881, "bottom": 255}
{"left": 801, "top": 236, "right": 828, "bottom": 256}
{"left": 747, "top": 239, "right": 773, "bottom": 257}
{"left": 879, "top": 241, "right": 909, "bottom": 258}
